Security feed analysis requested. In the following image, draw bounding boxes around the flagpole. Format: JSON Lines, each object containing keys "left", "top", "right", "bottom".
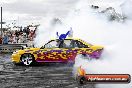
{"left": 1, "top": 7, "right": 2, "bottom": 36}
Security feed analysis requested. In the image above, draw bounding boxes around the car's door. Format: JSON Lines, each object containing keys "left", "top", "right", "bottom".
{"left": 40, "top": 39, "right": 64, "bottom": 62}
{"left": 43, "top": 39, "right": 75, "bottom": 62}
{"left": 59, "top": 39, "right": 77, "bottom": 62}
{"left": 40, "top": 39, "right": 76, "bottom": 62}
{"left": 73, "top": 40, "right": 93, "bottom": 55}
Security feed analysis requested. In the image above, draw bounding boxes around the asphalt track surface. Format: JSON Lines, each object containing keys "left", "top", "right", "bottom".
{"left": 0, "top": 54, "right": 94, "bottom": 88}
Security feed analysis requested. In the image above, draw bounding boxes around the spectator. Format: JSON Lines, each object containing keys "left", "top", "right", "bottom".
{"left": 0, "top": 26, "right": 37, "bottom": 45}
{"left": 30, "top": 30, "right": 34, "bottom": 41}
{"left": 9, "top": 34, "right": 14, "bottom": 44}
{"left": 23, "top": 32, "right": 27, "bottom": 43}
{"left": 3, "top": 34, "right": 9, "bottom": 44}
{"left": 13, "top": 34, "right": 17, "bottom": 43}
{"left": 18, "top": 34, "right": 24, "bottom": 43}
{"left": 26, "top": 27, "right": 30, "bottom": 38}
{"left": 0, "top": 36, "right": 2, "bottom": 44}
{"left": 15, "top": 30, "right": 19, "bottom": 37}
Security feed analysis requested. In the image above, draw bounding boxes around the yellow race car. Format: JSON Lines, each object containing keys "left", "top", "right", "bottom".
{"left": 11, "top": 38, "right": 103, "bottom": 65}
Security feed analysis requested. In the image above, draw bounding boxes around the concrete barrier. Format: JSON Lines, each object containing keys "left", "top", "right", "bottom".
{"left": 0, "top": 44, "right": 27, "bottom": 53}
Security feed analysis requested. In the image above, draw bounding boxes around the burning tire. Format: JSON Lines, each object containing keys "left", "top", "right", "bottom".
{"left": 77, "top": 76, "right": 87, "bottom": 85}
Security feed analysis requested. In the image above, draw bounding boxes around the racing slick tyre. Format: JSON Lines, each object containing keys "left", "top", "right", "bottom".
{"left": 77, "top": 76, "right": 87, "bottom": 85}
{"left": 20, "top": 53, "right": 35, "bottom": 66}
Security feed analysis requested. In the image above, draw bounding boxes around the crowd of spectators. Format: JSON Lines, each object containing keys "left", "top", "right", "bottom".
{"left": 0, "top": 28, "right": 36, "bottom": 44}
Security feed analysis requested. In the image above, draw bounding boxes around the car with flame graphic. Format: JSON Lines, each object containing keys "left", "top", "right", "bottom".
{"left": 11, "top": 38, "right": 103, "bottom": 65}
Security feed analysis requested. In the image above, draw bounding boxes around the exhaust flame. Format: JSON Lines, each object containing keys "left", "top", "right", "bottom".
{"left": 77, "top": 66, "right": 86, "bottom": 76}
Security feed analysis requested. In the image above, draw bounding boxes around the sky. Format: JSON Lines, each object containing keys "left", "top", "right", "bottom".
{"left": 0, "top": 0, "right": 78, "bottom": 27}
{"left": 0, "top": 0, "right": 125, "bottom": 27}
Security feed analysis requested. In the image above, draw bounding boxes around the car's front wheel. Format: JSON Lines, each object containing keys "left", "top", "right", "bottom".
{"left": 20, "top": 53, "right": 35, "bottom": 66}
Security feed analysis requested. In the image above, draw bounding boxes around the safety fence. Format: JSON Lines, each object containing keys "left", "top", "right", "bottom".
{"left": 0, "top": 44, "right": 27, "bottom": 53}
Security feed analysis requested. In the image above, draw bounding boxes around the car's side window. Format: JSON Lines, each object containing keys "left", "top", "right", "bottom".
{"left": 73, "top": 41, "right": 79, "bottom": 48}
{"left": 74, "top": 40, "right": 89, "bottom": 48}
{"left": 62, "top": 40, "right": 74, "bottom": 48}
{"left": 44, "top": 40, "right": 60, "bottom": 48}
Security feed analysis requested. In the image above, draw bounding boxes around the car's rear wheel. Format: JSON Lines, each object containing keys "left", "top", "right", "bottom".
{"left": 20, "top": 53, "right": 35, "bottom": 66}
{"left": 77, "top": 76, "right": 87, "bottom": 85}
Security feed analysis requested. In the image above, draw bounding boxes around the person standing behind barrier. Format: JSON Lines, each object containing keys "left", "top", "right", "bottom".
{"left": 26, "top": 27, "right": 30, "bottom": 38}
{"left": 10, "top": 34, "right": 14, "bottom": 44}
{"left": 3, "top": 34, "right": 9, "bottom": 44}
{"left": 0, "top": 36, "right": 2, "bottom": 44}
{"left": 23, "top": 32, "right": 27, "bottom": 43}
{"left": 13, "top": 34, "right": 16, "bottom": 43}
{"left": 30, "top": 30, "right": 34, "bottom": 41}
{"left": 15, "top": 30, "right": 20, "bottom": 43}
{"left": 18, "top": 34, "right": 24, "bottom": 43}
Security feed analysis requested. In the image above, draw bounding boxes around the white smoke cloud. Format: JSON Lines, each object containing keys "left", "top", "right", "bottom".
{"left": 72, "top": 0, "right": 132, "bottom": 88}
{"left": 121, "top": 0, "right": 132, "bottom": 19}
{"left": 34, "top": 17, "right": 55, "bottom": 47}
{"left": 35, "top": 0, "right": 132, "bottom": 87}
